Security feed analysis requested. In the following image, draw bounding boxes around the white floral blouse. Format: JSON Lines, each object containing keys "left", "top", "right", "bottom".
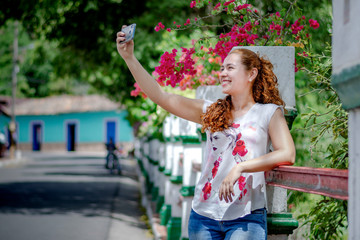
{"left": 192, "top": 101, "right": 281, "bottom": 221}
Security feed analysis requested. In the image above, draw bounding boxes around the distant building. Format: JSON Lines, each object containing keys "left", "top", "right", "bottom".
{"left": 11, "top": 95, "right": 133, "bottom": 152}
{"left": 0, "top": 99, "right": 10, "bottom": 156}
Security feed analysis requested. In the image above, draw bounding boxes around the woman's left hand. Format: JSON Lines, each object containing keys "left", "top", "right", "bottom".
{"left": 219, "top": 164, "right": 242, "bottom": 203}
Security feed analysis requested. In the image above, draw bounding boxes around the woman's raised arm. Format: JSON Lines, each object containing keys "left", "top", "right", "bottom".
{"left": 116, "top": 30, "right": 204, "bottom": 124}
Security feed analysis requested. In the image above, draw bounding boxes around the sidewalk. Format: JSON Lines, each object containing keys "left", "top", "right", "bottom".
{"left": 0, "top": 150, "right": 28, "bottom": 168}
{"left": 136, "top": 165, "right": 167, "bottom": 240}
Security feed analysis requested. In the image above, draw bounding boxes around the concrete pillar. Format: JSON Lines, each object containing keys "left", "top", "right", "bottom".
{"left": 348, "top": 110, "right": 360, "bottom": 239}
{"left": 160, "top": 116, "right": 173, "bottom": 226}
{"left": 142, "top": 139, "right": 152, "bottom": 194}
{"left": 156, "top": 140, "right": 166, "bottom": 213}
{"left": 179, "top": 118, "right": 202, "bottom": 240}
{"left": 137, "top": 137, "right": 149, "bottom": 208}
{"left": 149, "top": 138, "right": 160, "bottom": 201}
{"left": 167, "top": 115, "right": 183, "bottom": 240}
{"left": 332, "top": 1, "right": 360, "bottom": 239}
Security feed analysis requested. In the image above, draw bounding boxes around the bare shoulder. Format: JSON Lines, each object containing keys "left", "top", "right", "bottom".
{"left": 269, "top": 108, "right": 287, "bottom": 129}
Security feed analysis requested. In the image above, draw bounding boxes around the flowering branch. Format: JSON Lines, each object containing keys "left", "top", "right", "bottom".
{"left": 131, "top": 0, "right": 320, "bottom": 97}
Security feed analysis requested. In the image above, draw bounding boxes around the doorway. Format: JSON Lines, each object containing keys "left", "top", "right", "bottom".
{"left": 106, "top": 120, "right": 116, "bottom": 144}
{"left": 32, "top": 123, "right": 42, "bottom": 151}
{"left": 67, "top": 123, "right": 76, "bottom": 151}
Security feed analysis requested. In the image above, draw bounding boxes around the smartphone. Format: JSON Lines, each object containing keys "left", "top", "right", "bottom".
{"left": 121, "top": 24, "right": 136, "bottom": 43}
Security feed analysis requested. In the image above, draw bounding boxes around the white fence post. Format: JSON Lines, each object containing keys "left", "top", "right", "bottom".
{"left": 332, "top": 1, "right": 360, "bottom": 239}
{"left": 149, "top": 138, "right": 160, "bottom": 201}
{"left": 156, "top": 139, "right": 166, "bottom": 213}
{"left": 160, "top": 116, "right": 173, "bottom": 226}
{"left": 167, "top": 114, "right": 183, "bottom": 240}
{"left": 179, "top": 118, "right": 202, "bottom": 240}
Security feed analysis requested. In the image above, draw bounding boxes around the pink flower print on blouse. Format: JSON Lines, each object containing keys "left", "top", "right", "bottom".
{"left": 238, "top": 176, "right": 248, "bottom": 200}
{"left": 202, "top": 181, "right": 212, "bottom": 200}
{"left": 231, "top": 123, "right": 240, "bottom": 128}
{"left": 232, "top": 139, "right": 248, "bottom": 157}
{"left": 211, "top": 156, "right": 222, "bottom": 178}
{"left": 238, "top": 176, "right": 246, "bottom": 190}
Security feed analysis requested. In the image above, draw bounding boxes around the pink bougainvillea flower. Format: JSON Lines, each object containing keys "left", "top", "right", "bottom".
{"left": 244, "top": 21, "right": 252, "bottom": 31}
{"left": 131, "top": 83, "right": 147, "bottom": 98}
{"left": 234, "top": 4, "right": 250, "bottom": 11}
{"left": 154, "top": 47, "right": 197, "bottom": 88}
{"left": 291, "top": 19, "right": 304, "bottom": 34}
{"left": 269, "top": 22, "right": 283, "bottom": 35}
{"left": 190, "top": 0, "right": 196, "bottom": 8}
{"left": 297, "top": 51, "right": 309, "bottom": 57}
{"left": 158, "top": 22, "right": 165, "bottom": 29}
{"left": 309, "top": 19, "right": 320, "bottom": 29}
{"left": 166, "top": 28, "right": 171, "bottom": 32}
{"left": 155, "top": 22, "right": 165, "bottom": 32}
{"left": 223, "top": 0, "right": 235, "bottom": 6}
{"left": 213, "top": 2, "right": 221, "bottom": 10}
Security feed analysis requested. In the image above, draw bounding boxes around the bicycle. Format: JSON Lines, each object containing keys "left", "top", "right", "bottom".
{"left": 105, "top": 152, "right": 122, "bottom": 175}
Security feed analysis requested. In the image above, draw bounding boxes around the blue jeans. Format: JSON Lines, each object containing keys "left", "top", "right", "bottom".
{"left": 188, "top": 208, "right": 267, "bottom": 240}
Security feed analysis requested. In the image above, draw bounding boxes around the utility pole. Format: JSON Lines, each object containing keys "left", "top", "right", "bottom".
{"left": 10, "top": 21, "right": 19, "bottom": 159}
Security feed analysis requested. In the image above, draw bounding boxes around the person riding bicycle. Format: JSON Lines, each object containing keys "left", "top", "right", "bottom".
{"left": 105, "top": 138, "right": 117, "bottom": 169}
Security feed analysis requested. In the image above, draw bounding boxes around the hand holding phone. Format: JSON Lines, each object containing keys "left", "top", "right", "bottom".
{"left": 121, "top": 24, "right": 136, "bottom": 43}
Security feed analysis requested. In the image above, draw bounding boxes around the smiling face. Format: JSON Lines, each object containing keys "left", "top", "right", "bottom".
{"left": 220, "top": 53, "right": 254, "bottom": 96}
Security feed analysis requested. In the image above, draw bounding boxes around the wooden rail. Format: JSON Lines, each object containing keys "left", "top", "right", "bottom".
{"left": 265, "top": 166, "right": 348, "bottom": 200}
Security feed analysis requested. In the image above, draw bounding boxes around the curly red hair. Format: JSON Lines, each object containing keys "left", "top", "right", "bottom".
{"left": 201, "top": 48, "right": 285, "bottom": 133}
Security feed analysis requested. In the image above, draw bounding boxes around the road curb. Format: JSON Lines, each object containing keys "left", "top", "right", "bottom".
{"left": 136, "top": 164, "right": 167, "bottom": 240}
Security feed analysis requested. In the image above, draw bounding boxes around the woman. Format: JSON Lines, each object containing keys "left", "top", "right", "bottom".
{"left": 116, "top": 28, "right": 295, "bottom": 240}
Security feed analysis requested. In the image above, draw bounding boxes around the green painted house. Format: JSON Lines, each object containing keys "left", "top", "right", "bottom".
{"left": 12, "top": 95, "right": 133, "bottom": 152}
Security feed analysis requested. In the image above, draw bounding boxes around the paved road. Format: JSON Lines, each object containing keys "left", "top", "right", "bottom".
{"left": 0, "top": 152, "right": 152, "bottom": 240}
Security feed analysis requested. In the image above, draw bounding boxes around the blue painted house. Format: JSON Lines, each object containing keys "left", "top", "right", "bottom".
{"left": 14, "top": 95, "right": 133, "bottom": 152}
{"left": 0, "top": 99, "right": 11, "bottom": 155}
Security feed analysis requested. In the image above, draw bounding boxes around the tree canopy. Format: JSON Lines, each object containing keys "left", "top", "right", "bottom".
{"left": 0, "top": 0, "right": 197, "bottom": 102}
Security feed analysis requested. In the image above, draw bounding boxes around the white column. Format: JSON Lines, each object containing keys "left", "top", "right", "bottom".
{"left": 179, "top": 117, "right": 202, "bottom": 240}
{"left": 181, "top": 144, "right": 202, "bottom": 239}
{"left": 142, "top": 139, "right": 152, "bottom": 194}
{"left": 164, "top": 141, "right": 174, "bottom": 205}
{"left": 149, "top": 138, "right": 160, "bottom": 200}
{"left": 159, "top": 116, "right": 175, "bottom": 226}
{"left": 170, "top": 139, "right": 183, "bottom": 218}
{"left": 157, "top": 140, "right": 166, "bottom": 211}
{"left": 348, "top": 109, "right": 360, "bottom": 239}
{"left": 332, "top": 1, "right": 360, "bottom": 239}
